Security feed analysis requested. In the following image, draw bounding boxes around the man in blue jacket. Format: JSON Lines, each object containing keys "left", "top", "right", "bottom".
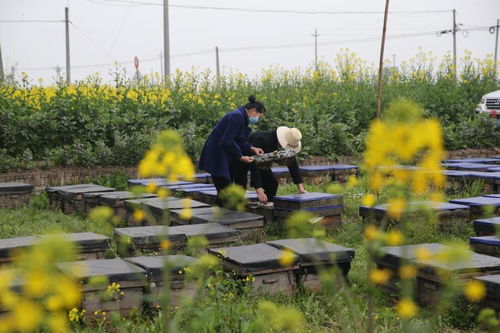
{"left": 198, "top": 96, "right": 265, "bottom": 206}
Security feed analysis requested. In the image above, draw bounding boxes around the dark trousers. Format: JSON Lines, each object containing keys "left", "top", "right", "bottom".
{"left": 211, "top": 162, "right": 249, "bottom": 207}
{"left": 235, "top": 162, "right": 279, "bottom": 202}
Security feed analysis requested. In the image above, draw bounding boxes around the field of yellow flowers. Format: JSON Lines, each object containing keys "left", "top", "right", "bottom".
{"left": 0, "top": 50, "right": 498, "bottom": 172}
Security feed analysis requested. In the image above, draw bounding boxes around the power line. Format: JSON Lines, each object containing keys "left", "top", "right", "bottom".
{"left": 84, "top": 0, "right": 451, "bottom": 15}
{"left": 0, "top": 19, "right": 64, "bottom": 23}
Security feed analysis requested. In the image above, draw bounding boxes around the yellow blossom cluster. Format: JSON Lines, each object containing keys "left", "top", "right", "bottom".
{"left": 0, "top": 236, "right": 81, "bottom": 332}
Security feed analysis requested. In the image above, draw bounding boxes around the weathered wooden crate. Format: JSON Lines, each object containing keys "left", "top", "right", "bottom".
{"left": 376, "top": 243, "right": 500, "bottom": 306}
{"left": 449, "top": 196, "right": 500, "bottom": 218}
{"left": 46, "top": 184, "right": 95, "bottom": 211}
{"left": 208, "top": 243, "right": 299, "bottom": 295}
{"left": 266, "top": 238, "right": 355, "bottom": 292}
{"left": 0, "top": 182, "right": 34, "bottom": 209}
{"left": 359, "top": 201, "right": 470, "bottom": 228}
{"left": 299, "top": 165, "right": 358, "bottom": 184}
{"left": 0, "top": 236, "right": 39, "bottom": 267}
{"left": 470, "top": 236, "right": 500, "bottom": 257}
{"left": 115, "top": 225, "right": 186, "bottom": 255}
{"left": 125, "top": 255, "right": 198, "bottom": 306}
{"left": 186, "top": 208, "right": 265, "bottom": 241}
{"left": 475, "top": 274, "right": 500, "bottom": 312}
{"left": 58, "top": 185, "right": 115, "bottom": 214}
{"left": 97, "top": 191, "right": 157, "bottom": 220}
{"left": 473, "top": 216, "right": 500, "bottom": 236}
{"left": 57, "top": 259, "right": 146, "bottom": 316}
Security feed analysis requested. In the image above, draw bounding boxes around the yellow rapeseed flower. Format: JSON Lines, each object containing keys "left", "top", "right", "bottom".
{"left": 387, "top": 198, "right": 407, "bottom": 220}
{"left": 24, "top": 270, "right": 49, "bottom": 297}
{"left": 47, "top": 313, "right": 69, "bottom": 333}
{"left": 463, "top": 280, "right": 486, "bottom": 302}
{"left": 160, "top": 240, "right": 171, "bottom": 250}
{"left": 133, "top": 209, "right": 145, "bottom": 222}
{"left": 414, "top": 247, "right": 432, "bottom": 263}
{"left": 396, "top": 298, "right": 418, "bottom": 319}
{"left": 279, "top": 249, "right": 296, "bottom": 267}
{"left": 369, "top": 268, "right": 391, "bottom": 285}
{"left": 12, "top": 299, "right": 43, "bottom": 332}
{"left": 386, "top": 230, "right": 405, "bottom": 246}
{"left": 363, "top": 224, "right": 382, "bottom": 241}
{"left": 362, "top": 193, "right": 376, "bottom": 207}
{"left": 146, "top": 181, "right": 158, "bottom": 193}
{"left": 157, "top": 187, "right": 169, "bottom": 198}
{"left": 399, "top": 265, "right": 417, "bottom": 279}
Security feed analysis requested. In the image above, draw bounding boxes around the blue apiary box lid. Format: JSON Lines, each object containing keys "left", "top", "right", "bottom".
{"left": 474, "top": 216, "right": 500, "bottom": 227}
{"left": 444, "top": 163, "right": 498, "bottom": 170}
{"left": 485, "top": 193, "right": 500, "bottom": 199}
{"left": 450, "top": 196, "right": 500, "bottom": 207}
{"left": 444, "top": 158, "right": 500, "bottom": 164}
{"left": 470, "top": 236, "right": 500, "bottom": 246}
{"left": 195, "top": 173, "right": 211, "bottom": 179}
{"left": 181, "top": 186, "right": 217, "bottom": 194}
{"left": 490, "top": 167, "right": 500, "bottom": 172}
{"left": 274, "top": 204, "right": 343, "bottom": 212}
{"left": 371, "top": 201, "right": 469, "bottom": 213}
{"left": 198, "top": 190, "right": 258, "bottom": 200}
{"left": 273, "top": 192, "right": 341, "bottom": 202}
{"left": 299, "top": 164, "right": 358, "bottom": 172}
{"left": 271, "top": 167, "right": 289, "bottom": 174}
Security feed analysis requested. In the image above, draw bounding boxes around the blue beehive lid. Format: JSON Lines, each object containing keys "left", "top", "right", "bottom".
{"left": 373, "top": 201, "right": 469, "bottom": 212}
{"left": 450, "top": 196, "right": 500, "bottom": 207}
{"left": 474, "top": 216, "right": 500, "bottom": 226}
{"left": 195, "top": 173, "right": 211, "bottom": 180}
{"left": 274, "top": 204, "right": 343, "bottom": 213}
{"left": 271, "top": 167, "right": 289, "bottom": 174}
{"left": 274, "top": 192, "right": 341, "bottom": 202}
{"left": 490, "top": 167, "right": 500, "bottom": 172}
{"left": 198, "top": 190, "right": 258, "bottom": 200}
{"left": 470, "top": 236, "right": 500, "bottom": 246}
{"left": 299, "top": 164, "right": 358, "bottom": 172}
{"left": 467, "top": 172, "right": 500, "bottom": 181}
{"left": 181, "top": 186, "right": 217, "bottom": 194}
{"left": 444, "top": 163, "right": 498, "bottom": 171}
{"left": 485, "top": 194, "right": 500, "bottom": 198}
{"left": 444, "top": 158, "right": 500, "bottom": 164}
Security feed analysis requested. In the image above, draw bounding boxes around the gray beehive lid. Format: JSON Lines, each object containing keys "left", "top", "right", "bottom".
{"left": 57, "top": 258, "right": 146, "bottom": 283}
{"left": 169, "top": 223, "right": 239, "bottom": 241}
{"left": 475, "top": 274, "right": 500, "bottom": 295}
{"left": 266, "top": 238, "right": 355, "bottom": 264}
{"left": 450, "top": 196, "right": 500, "bottom": 207}
{"left": 274, "top": 192, "right": 342, "bottom": 202}
{"left": 0, "top": 182, "right": 34, "bottom": 195}
{"left": 125, "top": 197, "right": 179, "bottom": 209}
{"left": 52, "top": 232, "right": 110, "bottom": 251}
{"left": 191, "top": 209, "right": 264, "bottom": 227}
{"left": 58, "top": 185, "right": 115, "bottom": 198}
{"left": 125, "top": 255, "right": 196, "bottom": 280}
{"left": 46, "top": 184, "right": 95, "bottom": 193}
{"left": 163, "top": 199, "right": 210, "bottom": 211}
{"left": 98, "top": 191, "right": 157, "bottom": 206}
{"left": 114, "top": 226, "right": 186, "bottom": 245}
{"left": 208, "top": 243, "right": 298, "bottom": 273}
{"left": 419, "top": 252, "right": 500, "bottom": 274}
{"left": 127, "top": 178, "right": 192, "bottom": 186}
{"left": 0, "top": 236, "right": 39, "bottom": 258}
{"left": 379, "top": 243, "right": 446, "bottom": 268}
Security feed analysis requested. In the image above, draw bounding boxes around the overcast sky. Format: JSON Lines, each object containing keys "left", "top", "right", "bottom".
{"left": 1, "top": 0, "right": 499, "bottom": 84}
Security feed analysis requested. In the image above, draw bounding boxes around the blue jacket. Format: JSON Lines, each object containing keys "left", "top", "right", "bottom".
{"left": 198, "top": 107, "right": 252, "bottom": 180}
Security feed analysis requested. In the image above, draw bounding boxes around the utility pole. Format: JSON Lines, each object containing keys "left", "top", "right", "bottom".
{"left": 491, "top": 19, "right": 500, "bottom": 80}
{"left": 0, "top": 43, "right": 4, "bottom": 83}
{"left": 65, "top": 7, "right": 71, "bottom": 83}
{"left": 159, "top": 51, "right": 163, "bottom": 82}
{"left": 376, "top": 0, "right": 390, "bottom": 119}
{"left": 312, "top": 29, "right": 319, "bottom": 71}
{"left": 215, "top": 46, "right": 220, "bottom": 82}
{"left": 453, "top": 9, "right": 457, "bottom": 79}
{"left": 163, "top": 0, "right": 170, "bottom": 80}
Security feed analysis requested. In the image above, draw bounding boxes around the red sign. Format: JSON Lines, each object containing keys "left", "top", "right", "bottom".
{"left": 134, "top": 56, "right": 139, "bottom": 69}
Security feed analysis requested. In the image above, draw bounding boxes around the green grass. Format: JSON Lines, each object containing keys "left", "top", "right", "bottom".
{"left": 0, "top": 182, "right": 493, "bottom": 332}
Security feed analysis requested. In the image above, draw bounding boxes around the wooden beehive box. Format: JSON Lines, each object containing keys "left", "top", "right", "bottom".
{"left": 114, "top": 226, "right": 187, "bottom": 255}
{"left": 449, "top": 196, "right": 500, "bottom": 217}
{"left": 186, "top": 208, "right": 265, "bottom": 241}
{"left": 98, "top": 191, "right": 157, "bottom": 220}
{"left": 46, "top": 184, "right": 94, "bottom": 211}
{"left": 58, "top": 232, "right": 111, "bottom": 260}
{"left": 359, "top": 201, "right": 470, "bottom": 227}
{"left": 266, "top": 238, "right": 355, "bottom": 292}
{"left": 273, "top": 193, "right": 344, "bottom": 223}
{"left": 464, "top": 172, "right": 500, "bottom": 193}
{"left": 299, "top": 165, "right": 358, "bottom": 183}
{"left": 57, "top": 185, "right": 115, "bottom": 214}
{"left": 473, "top": 216, "right": 500, "bottom": 236}
{"left": 470, "top": 236, "right": 500, "bottom": 257}
{"left": 125, "top": 255, "right": 198, "bottom": 306}
{"left": 170, "top": 223, "right": 240, "bottom": 249}
{"left": 474, "top": 274, "right": 500, "bottom": 312}
{"left": 208, "top": 243, "right": 299, "bottom": 295}
{"left": 376, "top": 243, "right": 500, "bottom": 306}
{"left": 0, "top": 236, "right": 38, "bottom": 267}
{"left": 0, "top": 182, "right": 34, "bottom": 209}
{"left": 57, "top": 258, "right": 146, "bottom": 316}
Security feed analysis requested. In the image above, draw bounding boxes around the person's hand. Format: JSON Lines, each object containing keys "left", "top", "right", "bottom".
{"left": 256, "top": 188, "right": 268, "bottom": 204}
{"left": 240, "top": 156, "right": 254, "bottom": 164}
{"left": 251, "top": 147, "right": 264, "bottom": 155}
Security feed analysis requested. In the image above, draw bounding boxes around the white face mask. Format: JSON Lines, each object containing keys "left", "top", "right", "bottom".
{"left": 249, "top": 117, "right": 259, "bottom": 124}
